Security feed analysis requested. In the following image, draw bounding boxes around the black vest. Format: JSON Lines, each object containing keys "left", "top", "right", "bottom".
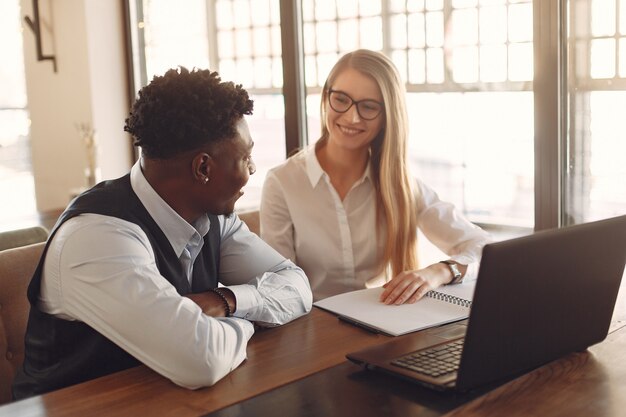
{"left": 12, "top": 174, "right": 221, "bottom": 400}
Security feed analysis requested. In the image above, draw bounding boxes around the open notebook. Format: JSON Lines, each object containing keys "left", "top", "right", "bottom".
{"left": 313, "top": 281, "right": 476, "bottom": 336}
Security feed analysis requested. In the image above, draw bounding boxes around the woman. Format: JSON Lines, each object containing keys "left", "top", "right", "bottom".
{"left": 261, "top": 49, "right": 490, "bottom": 303}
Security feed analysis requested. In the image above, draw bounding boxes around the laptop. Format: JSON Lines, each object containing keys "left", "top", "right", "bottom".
{"left": 347, "top": 215, "right": 626, "bottom": 392}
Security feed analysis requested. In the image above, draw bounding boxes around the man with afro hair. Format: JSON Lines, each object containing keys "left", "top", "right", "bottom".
{"left": 13, "top": 67, "right": 312, "bottom": 399}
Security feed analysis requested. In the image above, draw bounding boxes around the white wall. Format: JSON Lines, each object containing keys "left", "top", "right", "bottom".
{"left": 21, "top": 0, "right": 132, "bottom": 212}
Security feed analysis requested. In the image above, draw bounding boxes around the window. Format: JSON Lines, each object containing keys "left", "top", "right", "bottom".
{"left": 128, "top": 0, "right": 285, "bottom": 210}
{"left": 565, "top": 0, "right": 626, "bottom": 224}
{"left": 302, "top": 0, "right": 534, "bottom": 229}
{"left": 126, "top": 0, "right": 626, "bottom": 229}
{"left": 0, "top": 0, "right": 36, "bottom": 228}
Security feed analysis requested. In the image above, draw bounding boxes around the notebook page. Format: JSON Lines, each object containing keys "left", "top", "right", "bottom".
{"left": 314, "top": 282, "right": 475, "bottom": 336}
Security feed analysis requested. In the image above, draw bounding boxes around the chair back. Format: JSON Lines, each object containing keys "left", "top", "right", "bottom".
{"left": 0, "top": 226, "right": 48, "bottom": 252}
{"left": 238, "top": 209, "right": 260, "bottom": 236}
{"left": 0, "top": 242, "right": 45, "bottom": 404}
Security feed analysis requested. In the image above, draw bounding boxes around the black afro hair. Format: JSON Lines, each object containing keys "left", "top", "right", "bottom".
{"left": 124, "top": 67, "right": 253, "bottom": 159}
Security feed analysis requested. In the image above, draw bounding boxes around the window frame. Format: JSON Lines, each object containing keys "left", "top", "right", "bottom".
{"left": 125, "top": 0, "right": 598, "bottom": 232}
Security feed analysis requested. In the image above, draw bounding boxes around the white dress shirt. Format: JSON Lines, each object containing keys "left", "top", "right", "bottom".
{"left": 260, "top": 145, "right": 491, "bottom": 301}
{"left": 39, "top": 161, "right": 312, "bottom": 389}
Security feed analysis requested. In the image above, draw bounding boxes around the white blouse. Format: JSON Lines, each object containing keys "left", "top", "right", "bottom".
{"left": 260, "top": 146, "right": 492, "bottom": 301}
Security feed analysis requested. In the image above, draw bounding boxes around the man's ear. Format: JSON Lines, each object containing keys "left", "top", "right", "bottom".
{"left": 191, "top": 152, "right": 213, "bottom": 185}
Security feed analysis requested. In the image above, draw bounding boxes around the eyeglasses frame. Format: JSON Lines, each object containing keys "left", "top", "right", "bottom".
{"left": 327, "top": 89, "right": 384, "bottom": 121}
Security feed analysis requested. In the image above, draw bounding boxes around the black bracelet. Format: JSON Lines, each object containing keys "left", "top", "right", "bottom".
{"left": 210, "top": 288, "right": 232, "bottom": 317}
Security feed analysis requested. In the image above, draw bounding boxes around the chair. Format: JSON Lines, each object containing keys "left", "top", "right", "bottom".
{"left": 238, "top": 209, "right": 260, "bottom": 236}
{"left": 0, "top": 242, "right": 45, "bottom": 405}
{"left": 0, "top": 226, "right": 48, "bottom": 252}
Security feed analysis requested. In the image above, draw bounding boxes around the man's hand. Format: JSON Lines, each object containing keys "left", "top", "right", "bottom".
{"left": 185, "top": 288, "right": 237, "bottom": 317}
{"left": 379, "top": 262, "right": 467, "bottom": 305}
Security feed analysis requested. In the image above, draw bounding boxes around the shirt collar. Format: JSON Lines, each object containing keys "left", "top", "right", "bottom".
{"left": 304, "top": 142, "right": 373, "bottom": 188}
{"left": 305, "top": 144, "right": 325, "bottom": 187}
{"left": 130, "top": 160, "right": 210, "bottom": 258}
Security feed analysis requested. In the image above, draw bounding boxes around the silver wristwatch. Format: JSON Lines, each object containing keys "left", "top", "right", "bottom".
{"left": 440, "top": 260, "right": 463, "bottom": 284}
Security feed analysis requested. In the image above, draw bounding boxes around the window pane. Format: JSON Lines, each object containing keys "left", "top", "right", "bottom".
{"left": 305, "top": 55, "right": 318, "bottom": 87}
{"left": 480, "top": 45, "right": 507, "bottom": 82}
{"left": 407, "top": 92, "right": 534, "bottom": 227}
{"left": 452, "top": 46, "right": 479, "bottom": 82}
{"left": 232, "top": 0, "right": 251, "bottom": 28}
{"left": 508, "top": 3, "right": 533, "bottom": 42}
{"left": 590, "top": 39, "right": 616, "bottom": 78}
{"left": 408, "top": 13, "right": 426, "bottom": 48}
{"left": 142, "top": 0, "right": 209, "bottom": 78}
{"left": 253, "top": 57, "right": 273, "bottom": 88}
{"left": 218, "top": 31, "right": 235, "bottom": 59}
{"left": 250, "top": 0, "right": 270, "bottom": 25}
{"left": 426, "top": 48, "right": 444, "bottom": 83}
{"left": 337, "top": 0, "right": 359, "bottom": 18}
{"left": 566, "top": 2, "right": 626, "bottom": 224}
{"left": 453, "top": 0, "right": 478, "bottom": 7}
{"left": 591, "top": 0, "right": 616, "bottom": 36}
{"left": 360, "top": 17, "right": 383, "bottom": 50}
{"left": 390, "top": 14, "right": 408, "bottom": 49}
{"left": 479, "top": 5, "right": 507, "bottom": 44}
{"left": 304, "top": 23, "right": 317, "bottom": 54}
{"left": 508, "top": 42, "right": 533, "bottom": 81}
{"left": 426, "top": 0, "right": 444, "bottom": 11}
{"left": 315, "top": 0, "right": 337, "bottom": 20}
{"left": 235, "top": 29, "right": 252, "bottom": 57}
{"left": 216, "top": 0, "right": 234, "bottom": 29}
{"left": 316, "top": 22, "right": 338, "bottom": 53}
{"left": 302, "top": 0, "right": 315, "bottom": 21}
{"left": 338, "top": 19, "right": 360, "bottom": 52}
{"left": 392, "top": 49, "right": 408, "bottom": 82}
{"left": 0, "top": 0, "right": 36, "bottom": 221}
{"left": 359, "top": 0, "right": 381, "bottom": 16}
{"left": 620, "top": 38, "right": 626, "bottom": 77}
{"left": 450, "top": 8, "right": 478, "bottom": 46}
{"left": 565, "top": 91, "right": 626, "bottom": 222}
{"left": 408, "top": 49, "right": 427, "bottom": 83}
{"left": 621, "top": 0, "right": 626, "bottom": 35}
{"left": 237, "top": 94, "right": 286, "bottom": 209}
{"left": 253, "top": 27, "right": 271, "bottom": 57}
{"left": 426, "top": 12, "right": 444, "bottom": 47}
{"left": 271, "top": 25, "right": 282, "bottom": 55}
{"left": 408, "top": 0, "right": 426, "bottom": 12}
{"left": 317, "top": 53, "right": 340, "bottom": 85}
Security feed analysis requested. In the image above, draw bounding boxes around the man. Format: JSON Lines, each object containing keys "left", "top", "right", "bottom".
{"left": 13, "top": 67, "right": 312, "bottom": 399}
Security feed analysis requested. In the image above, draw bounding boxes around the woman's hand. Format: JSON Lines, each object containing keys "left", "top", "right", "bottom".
{"left": 379, "top": 262, "right": 465, "bottom": 305}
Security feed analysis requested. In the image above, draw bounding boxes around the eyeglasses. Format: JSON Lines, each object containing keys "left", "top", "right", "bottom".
{"left": 327, "top": 90, "right": 383, "bottom": 121}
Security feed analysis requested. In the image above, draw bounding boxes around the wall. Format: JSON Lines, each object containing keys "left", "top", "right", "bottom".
{"left": 20, "top": 0, "right": 132, "bottom": 212}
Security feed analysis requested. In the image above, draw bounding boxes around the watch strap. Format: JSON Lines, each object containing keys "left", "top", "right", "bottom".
{"left": 439, "top": 260, "right": 463, "bottom": 284}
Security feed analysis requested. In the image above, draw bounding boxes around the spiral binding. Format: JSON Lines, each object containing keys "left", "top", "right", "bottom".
{"left": 426, "top": 290, "right": 472, "bottom": 308}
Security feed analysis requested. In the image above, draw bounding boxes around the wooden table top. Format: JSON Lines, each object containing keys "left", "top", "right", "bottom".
{"left": 3, "top": 278, "right": 625, "bottom": 417}
{"left": 0, "top": 308, "right": 387, "bottom": 417}
{"left": 205, "top": 323, "right": 626, "bottom": 417}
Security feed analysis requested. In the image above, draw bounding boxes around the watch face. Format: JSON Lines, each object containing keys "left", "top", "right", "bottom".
{"left": 441, "top": 260, "right": 462, "bottom": 283}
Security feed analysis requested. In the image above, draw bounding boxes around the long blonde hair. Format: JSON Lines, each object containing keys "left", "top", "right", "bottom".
{"left": 318, "top": 49, "right": 419, "bottom": 278}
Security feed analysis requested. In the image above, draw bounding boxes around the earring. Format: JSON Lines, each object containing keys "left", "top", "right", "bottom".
{"left": 203, "top": 177, "right": 209, "bottom": 184}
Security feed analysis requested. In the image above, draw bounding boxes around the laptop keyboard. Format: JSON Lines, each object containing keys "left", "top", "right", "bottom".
{"left": 390, "top": 339, "right": 464, "bottom": 378}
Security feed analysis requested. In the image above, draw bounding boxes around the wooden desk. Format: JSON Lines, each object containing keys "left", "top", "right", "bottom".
{"left": 0, "top": 308, "right": 386, "bottom": 417}
{"left": 2, "top": 281, "right": 626, "bottom": 417}
{"left": 207, "top": 323, "right": 626, "bottom": 417}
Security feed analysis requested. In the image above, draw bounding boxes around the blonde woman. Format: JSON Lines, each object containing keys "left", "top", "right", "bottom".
{"left": 261, "top": 49, "right": 490, "bottom": 302}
